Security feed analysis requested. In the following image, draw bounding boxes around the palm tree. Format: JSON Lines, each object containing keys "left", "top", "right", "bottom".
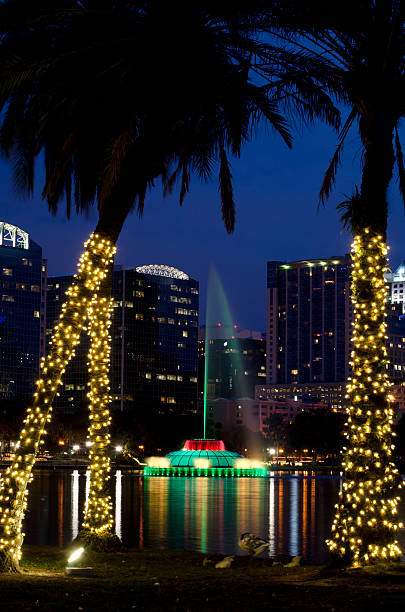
{"left": 0, "top": 2, "right": 339, "bottom": 571}
{"left": 264, "top": 0, "right": 405, "bottom": 566}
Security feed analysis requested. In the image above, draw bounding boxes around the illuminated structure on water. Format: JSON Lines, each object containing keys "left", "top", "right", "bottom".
{"left": 144, "top": 439, "right": 267, "bottom": 477}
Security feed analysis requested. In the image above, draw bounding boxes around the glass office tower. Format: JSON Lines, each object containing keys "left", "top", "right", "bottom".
{"left": 266, "top": 256, "right": 351, "bottom": 385}
{"left": 47, "top": 264, "right": 198, "bottom": 415}
{"left": 0, "top": 222, "right": 46, "bottom": 399}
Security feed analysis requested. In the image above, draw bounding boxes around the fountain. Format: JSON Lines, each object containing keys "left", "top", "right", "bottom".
{"left": 143, "top": 267, "right": 267, "bottom": 478}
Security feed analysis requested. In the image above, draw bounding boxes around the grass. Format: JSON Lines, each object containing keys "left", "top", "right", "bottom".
{"left": 0, "top": 546, "right": 404, "bottom": 610}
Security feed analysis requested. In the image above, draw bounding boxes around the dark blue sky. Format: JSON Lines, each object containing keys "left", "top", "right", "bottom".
{"left": 1, "top": 119, "right": 404, "bottom": 331}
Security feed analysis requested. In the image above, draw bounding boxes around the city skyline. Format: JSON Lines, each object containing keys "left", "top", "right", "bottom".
{"left": 1, "top": 121, "right": 405, "bottom": 331}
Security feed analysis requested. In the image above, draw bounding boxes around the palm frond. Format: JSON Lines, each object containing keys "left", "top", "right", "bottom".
{"left": 395, "top": 127, "right": 405, "bottom": 211}
{"left": 179, "top": 162, "right": 190, "bottom": 206}
{"left": 319, "top": 107, "right": 357, "bottom": 206}
{"left": 336, "top": 185, "right": 362, "bottom": 233}
{"left": 219, "top": 143, "right": 235, "bottom": 234}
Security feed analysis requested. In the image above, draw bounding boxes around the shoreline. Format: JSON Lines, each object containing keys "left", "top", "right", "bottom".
{"left": 0, "top": 459, "right": 342, "bottom": 474}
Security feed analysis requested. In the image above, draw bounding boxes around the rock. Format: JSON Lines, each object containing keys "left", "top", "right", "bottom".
{"left": 215, "top": 555, "right": 234, "bottom": 569}
{"left": 284, "top": 555, "right": 302, "bottom": 568}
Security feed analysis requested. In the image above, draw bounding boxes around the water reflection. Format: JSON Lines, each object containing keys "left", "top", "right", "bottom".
{"left": 19, "top": 471, "right": 405, "bottom": 563}
{"left": 115, "top": 470, "right": 122, "bottom": 541}
{"left": 71, "top": 470, "right": 79, "bottom": 539}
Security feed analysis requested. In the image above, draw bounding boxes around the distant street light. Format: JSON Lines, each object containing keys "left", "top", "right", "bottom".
{"left": 115, "top": 445, "right": 123, "bottom": 453}
{"left": 72, "top": 444, "right": 80, "bottom": 451}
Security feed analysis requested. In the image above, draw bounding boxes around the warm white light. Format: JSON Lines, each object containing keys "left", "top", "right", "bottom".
{"left": 85, "top": 441, "right": 93, "bottom": 448}
{"left": 194, "top": 458, "right": 210, "bottom": 469}
{"left": 115, "top": 445, "right": 123, "bottom": 453}
{"left": 146, "top": 456, "right": 170, "bottom": 468}
{"left": 235, "top": 458, "right": 251, "bottom": 469}
{"left": 72, "top": 444, "right": 80, "bottom": 451}
{"left": 67, "top": 547, "right": 84, "bottom": 564}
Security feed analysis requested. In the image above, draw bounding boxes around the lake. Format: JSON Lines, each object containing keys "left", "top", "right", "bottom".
{"left": 21, "top": 470, "right": 405, "bottom": 563}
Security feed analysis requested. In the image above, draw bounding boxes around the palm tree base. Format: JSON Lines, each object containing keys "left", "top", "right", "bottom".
{"left": 327, "top": 552, "right": 402, "bottom": 570}
{"left": 0, "top": 550, "right": 20, "bottom": 573}
{"left": 73, "top": 529, "right": 122, "bottom": 552}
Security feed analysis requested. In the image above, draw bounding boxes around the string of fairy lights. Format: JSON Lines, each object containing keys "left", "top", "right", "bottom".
{"left": 0, "top": 234, "right": 115, "bottom": 567}
{"left": 326, "top": 228, "right": 403, "bottom": 566}
{"left": 81, "top": 295, "right": 114, "bottom": 535}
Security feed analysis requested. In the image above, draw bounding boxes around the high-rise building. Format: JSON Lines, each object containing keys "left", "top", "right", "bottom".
{"left": 47, "top": 264, "right": 198, "bottom": 415}
{"left": 0, "top": 221, "right": 46, "bottom": 399}
{"left": 266, "top": 256, "right": 351, "bottom": 385}
{"left": 198, "top": 326, "right": 266, "bottom": 400}
{"left": 386, "top": 261, "right": 405, "bottom": 311}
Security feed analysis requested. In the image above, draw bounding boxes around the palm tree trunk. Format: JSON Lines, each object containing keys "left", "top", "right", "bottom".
{"left": 74, "top": 293, "right": 121, "bottom": 550}
{"left": 327, "top": 122, "right": 403, "bottom": 566}
{"left": 0, "top": 233, "right": 116, "bottom": 572}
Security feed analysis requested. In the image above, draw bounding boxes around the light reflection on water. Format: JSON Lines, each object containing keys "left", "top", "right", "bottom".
{"left": 20, "top": 471, "right": 405, "bottom": 563}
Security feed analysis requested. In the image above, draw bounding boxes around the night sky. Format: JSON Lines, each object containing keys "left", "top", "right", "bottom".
{"left": 1, "top": 118, "right": 404, "bottom": 331}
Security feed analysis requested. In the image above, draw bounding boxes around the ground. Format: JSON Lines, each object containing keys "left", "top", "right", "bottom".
{"left": 1, "top": 546, "right": 405, "bottom": 610}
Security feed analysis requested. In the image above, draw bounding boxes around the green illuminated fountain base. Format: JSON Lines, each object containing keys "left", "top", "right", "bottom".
{"left": 144, "top": 439, "right": 268, "bottom": 478}
{"left": 143, "top": 465, "right": 267, "bottom": 478}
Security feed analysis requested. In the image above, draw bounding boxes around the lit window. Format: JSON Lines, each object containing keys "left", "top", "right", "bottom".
{"left": 22, "top": 258, "right": 32, "bottom": 266}
{"left": 157, "top": 374, "right": 166, "bottom": 380}
{"left": 177, "top": 375, "right": 183, "bottom": 381}
{"left": 31, "top": 285, "right": 40, "bottom": 292}
{"left": 16, "top": 283, "right": 25, "bottom": 290}
{"left": 136, "top": 291, "right": 144, "bottom": 297}
{"left": 65, "top": 384, "right": 74, "bottom": 390}
{"left": 33, "top": 310, "right": 39, "bottom": 317}
{"left": 182, "top": 330, "right": 188, "bottom": 337}
{"left": 190, "top": 376, "right": 197, "bottom": 383}
{"left": 168, "top": 318, "right": 175, "bottom": 324}
{"left": 167, "top": 374, "right": 176, "bottom": 380}
{"left": 2, "top": 268, "right": 12, "bottom": 276}
{"left": 2, "top": 295, "right": 14, "bottom": 302}
{"left": 145, "top": 373, "right": 152, "bottom": 379}
{"left": 177, "top": 342, "right": 185, "bottom": 348}
{"left": 135, "top": 313, "right": 144, "bottom": 320}
{"left": 167, "top": 397, "right": 176, "bottom": 404}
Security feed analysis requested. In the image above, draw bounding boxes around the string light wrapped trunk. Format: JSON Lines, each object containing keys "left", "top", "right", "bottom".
{"left": 327, "top": 228, "right": 403, "bottom": 566}
{"left": 0, "top": 234, "right": 115, "bottom": 572}
{"left": 75, "top": 294, "right": 120, "bottom": 550}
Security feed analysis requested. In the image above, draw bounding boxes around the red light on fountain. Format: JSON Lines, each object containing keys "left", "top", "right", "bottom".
{"left": 183, "top": 439, "right": 226, "bottom": 451}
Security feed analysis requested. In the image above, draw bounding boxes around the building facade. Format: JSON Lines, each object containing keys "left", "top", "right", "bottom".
{"left": 0, "top": 221, "right": 46, "bottom": 399}
{"left": 266, "top": 256, "right": 351, "bottom": 386}
{"left": 209, "top": 396, "right": 330, "bottom": 435}
{"left": 255, "top": 381, "right": 346, "bottom": 410}
{"left": 386, "top": 261, "right": 405, "bottom": 311}
{"left": 47, "top": 264, "right": 198, "bottom": 415}
{"left": 198, "top": 326, "right": 266, "bottom": 401}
